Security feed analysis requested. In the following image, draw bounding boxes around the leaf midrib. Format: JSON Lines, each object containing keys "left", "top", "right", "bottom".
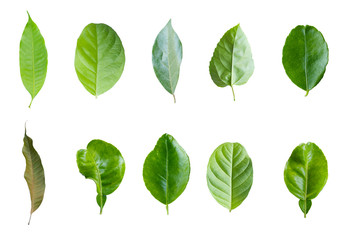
{"left": 303, "top": 145, "right": 309, "bottom": 216}
{"left": 229, "top": 145, "right": 234, "bottom": 211}
{"left": 303, "top": 27, "right": 309, "bottom": 93}
{"left": 24, "top": 136, "right": 36, "bottom": 213}
{"left": 167, "top": 26, "right": 175, "bottom": 94}
{"left": 165, "top": 138, "right": 169, "bottom": 208}
{"left": 95, "top": 25, "right": 99, "bottom": 96}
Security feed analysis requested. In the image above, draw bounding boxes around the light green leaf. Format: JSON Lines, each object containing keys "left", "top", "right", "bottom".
{"left": 152, "top": 20, "right": 182, "bottom": 103}
{"left": 143, "top": 134, "right": 190, "bottom": 214}
{"left": 23, "top": 127, "right": 45, "bottom": 224}
{"left": 75, "top": 23, "right": 125, "bottom": 97}
{"left": 282, "top": 25, "right": 329, "bottom": 96}
{"left": 284, "top": 142, "right": 328, "bottom": 217}
{"left": 209, "top": 24, "right": 254, "bottom": 101}
{"left": 76, "top": 139, "right": 125, "bottom": 214}
{"left": 19, "top": 12, "right": 48, "bottom": 108}
{"left": 207, "top": 142, "right": 253, "bottom": 212}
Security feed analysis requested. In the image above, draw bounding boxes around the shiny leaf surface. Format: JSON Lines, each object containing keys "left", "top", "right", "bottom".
{"left": 209, "top": 24, "right": 254, "bottom": 101}
{"left": 152, "top": 20, "right": 182, "bottom": 103}
{"left": 143, "top": 134, "right": 190, "bottom": 214}
{"left": 23, "top": 127, "right": 45, "bottom": 224}
{"left": 19, "top": 12, "right": 48, "bottom": 108}
{"left": 207, "top": 142, "right": 253, "bottom": 211}
{"left": 75, "top": 23, "right": 125, "bottom": 97}
{"left": 77, "top": 139, "right": 125, "bottom": 214}
{"left": 284, "top": 142, "right": 328, "bottom": 217}
{"left": 282, "top": 25, "right": 329, "bottom": 96}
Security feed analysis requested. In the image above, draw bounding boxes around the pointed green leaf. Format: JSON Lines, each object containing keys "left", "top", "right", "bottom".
{"left": 209, "top": 24, "right": 254, "bottom": 101}
{"left": 206, "top": 142, "right": 253, "bottom": 212}
{"left": 152, "top": 20, "right": 183, "bottom": 103}
{"left": 23, "top": 127, "right": 45, "bottom": 224}
{"left": 282, "top": 25, "right": 329, "bottom": 96}
{"left": 19, "top": 12, "right": 48, "bottom": 108}
{"left": 75, "top": 23, "right": 125, "bottom": 97}
{"left": 143, "top": 134, "right": 190, "bottom": 214}
{"left": 76, "top": 139, "right": 125, "bottom": 214}
{"left": 284, "top": 142, "right": 328, "bottom": 217}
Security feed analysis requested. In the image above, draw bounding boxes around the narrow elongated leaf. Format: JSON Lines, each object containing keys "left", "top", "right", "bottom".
{"left": 75, "top": 23, "right": 125, "bottom": 97}
{"left": 282, "top": 25, "right": 329, "bottom": 96}
{"left": 23, "top": 127, "right": 45, "bottom": 224}
{"left": 207, "top": 142, "right": 253, "bottom": 212}
{"left": 19, "top": 12, "right": 48, "bottom": 108}
{"left": 284, "top": 142, "right": 328, "bottom": 217}
{"left": 76, "top": 139, "right": 125, "bottom": 214}
{"left": 152, "top": 20, "right": 182, "bottom": 103}
{"left": 143, "top": 134, "right": 190, "bottom": 214}
{"left": 209, "top": 24, "right": 254, "bottom": 101}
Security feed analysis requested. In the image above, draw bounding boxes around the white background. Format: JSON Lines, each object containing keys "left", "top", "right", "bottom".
{"left": 0, "top": 0, "right": 358, "bottom": 239}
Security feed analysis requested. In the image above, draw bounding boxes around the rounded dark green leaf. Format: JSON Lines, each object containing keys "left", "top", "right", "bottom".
{"left": 143, "top": 134, "right": 190, "bottom": 214}
{"left": 76, "top": 139, "right": 125, "bottom": 214}
{"left": 209, "top": 24, "right": 254, "bottom": 101}
{"left": 207, "top": 142, "right": 253, "bottom": 212}
{"left": 152, "top": 20, "right": 182, "bottom": 103}
{"left": 19, "top": 12, "right": 48, "bottom": 108}
{"left": 284, "top": 142, "right": 328, "bottom": 217}
{"left": 75, "top": 23, "right": 125, "bottom": 97}
{"left": 282, "top": 25, "right": 329, "bottom": 96}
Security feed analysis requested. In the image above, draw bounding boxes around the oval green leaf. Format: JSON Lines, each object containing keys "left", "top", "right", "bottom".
{"left": 284, "top": 142, "right": 328, "bottom": 217}
{"left": 75, "top": 23, "right": 125, "bottom": 97}
{"left": 209, "top": 24, "right": 254, "bottom": 101}
{"left": 282, "top": 25, "right": 329, "bottom": 96}
{"left": 23, "top": 127, "right": 45, "bottom": 224}
{"left": 19, "top": 12, "right": 48, "bottom": 108}
{"left": 143, "top": 134, "right": 190, "bottom": 214}
{"left": 207, "top": 142, "right": 253, "bottom": 212}
{"left": 76, "top": 139, "right": 125, "bottom": 214}
{"left": 152, "top": 20, "right": 183, "bottom": 103}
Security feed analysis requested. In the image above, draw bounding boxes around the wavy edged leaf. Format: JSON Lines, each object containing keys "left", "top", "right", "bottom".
{"left": 23, "top": 127, "right": 45, "bottom": 224}
{"left": 76, "top": 139, "right": 125, "bottom": 214}
{"left": 207, "top": 142, "right": 253, "bottom": 212}
{"left": 284, "top": 142, "right": 328, "bottom": 217}
{"left": 152, "top": 20, "right": 183, "bottom": 103}
{"left": 75, "top": 23, "right": 125, "bottom": 97}
{"left": 209, "top": 24, "right": 254, "bottom": 101}
{"left": 19, "top": 12, "right": 48, "bottom": 108}
{"left": 143, "top": 134, "right": 190, "bottom": 214}
{"left": 282, "top": 25, "right": 329, "bottom": 96}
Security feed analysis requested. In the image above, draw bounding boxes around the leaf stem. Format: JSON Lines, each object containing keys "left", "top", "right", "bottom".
{"left": 230, "top": 85, "right": 235, "bottom": 101}
{"left": 28, "top": 99, "right": 33, "bottom": 108}
{"left": 166, "top": 204, "right": 169, "bottom": 215}
{"left": 28, "top": 213, "right": 32, "bottom": 225}
{"left": 172, "top": 94, "right": 176, "bottom": 103}
{"left": 100, "top": 206, "right": 103, "bottom": 215}
{"left": 305, "top": 90, "right": 309, "bottom": 97}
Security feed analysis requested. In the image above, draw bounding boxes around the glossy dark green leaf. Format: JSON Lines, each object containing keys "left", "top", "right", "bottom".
{"left": 75, "top": 23, "right": 125, "bottom": 97}
{"left": 282, "top": 25, "right": 329, "bottom": 96}
{"left": 284, "top": 142, "right": 328, "bottom": 217}
{"left": 143, "top": 134, "right": 190, "bottom": 214}
{"left": 207, "top": 142, "right": 253, "bottom": 212}
{"left": 152, "top": 20, "right": 182, "bottom": 103}
{"left": 19, "top": 12, "right": 48, "bottom": 108}
{"left": 209, "top": 24, "right": 254, "bottom": 101}
{"left": 23, "top": 127, "right": 45, "bottom": 224}
{"left": 76, "top": 139, "right": 125, "bottom": 214}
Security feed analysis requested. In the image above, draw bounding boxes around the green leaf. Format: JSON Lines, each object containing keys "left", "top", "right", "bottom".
{"left": 23, "top": 127, "right": 45, "bottom": 225}
{"left": 75, "top": 23, "right": 125, "bottom": 97}
{"left": 209, "top": 24, "right": 254, "bottom": 101}
{"left": 206, "top": 142, "right": 253, "bottom": 212}
{"left": 76, "top": 139, "right": 125, "bottom": 214}
{"left": 152, "top": 20, "right": 183, "bottom": 103}
{"left": 143, "top": 134, "right": 190, "bottom": 214}
{"left": 282, "top": 25, "right": 329, "bottom": 96}
{"left": 19, "top": 12, "right": 48, "bottom": 108}
{"left": 284, "top": 142, "right": 328, "bottom": 217}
